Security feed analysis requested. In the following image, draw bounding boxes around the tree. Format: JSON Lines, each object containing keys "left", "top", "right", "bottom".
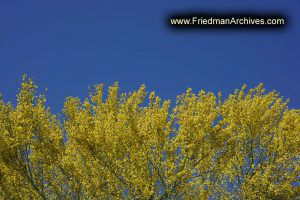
{"left": 0, "top": 75, "right": 299, "bottom": 199}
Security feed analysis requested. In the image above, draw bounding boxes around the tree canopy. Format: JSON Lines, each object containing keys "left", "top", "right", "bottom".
{"left": 0, "top": 75, "right": 299, "bottom": 199}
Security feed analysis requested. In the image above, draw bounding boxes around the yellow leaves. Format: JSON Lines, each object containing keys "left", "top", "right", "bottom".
{"left": 90, "top": 83, "right": 104, "bottom": 105}
{"left": 1, "top": 77, "right": 299, "bottom": 199}
{"left": 64, "top": 97, "right": 81, "bottom": 120}
{"left": 15, "top": 125, "right": 23, "bottom": 133}
{"left": 242, "top": 84, "right": 247, "bottom": 91}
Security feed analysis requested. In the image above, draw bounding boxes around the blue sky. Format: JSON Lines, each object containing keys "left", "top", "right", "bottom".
{"left": 0, "top": 1, "right": 299, "bottom": 114}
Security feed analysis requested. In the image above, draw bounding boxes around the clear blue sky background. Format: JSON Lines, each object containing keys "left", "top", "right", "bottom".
{"left": 0, "top": 1, "right": 299, "bottom": 114}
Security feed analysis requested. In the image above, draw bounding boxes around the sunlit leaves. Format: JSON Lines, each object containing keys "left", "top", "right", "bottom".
{"left": 0, "top": 76, "right": 299, "bottom": 199}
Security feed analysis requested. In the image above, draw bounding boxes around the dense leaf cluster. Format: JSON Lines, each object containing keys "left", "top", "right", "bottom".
{"left": 0, "top": 75, "right": 299, "bottom": 199}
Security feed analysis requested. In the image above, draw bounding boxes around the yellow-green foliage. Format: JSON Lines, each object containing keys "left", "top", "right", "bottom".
{"left": 0, "top": 76, "right": 299, "bottom": 199}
